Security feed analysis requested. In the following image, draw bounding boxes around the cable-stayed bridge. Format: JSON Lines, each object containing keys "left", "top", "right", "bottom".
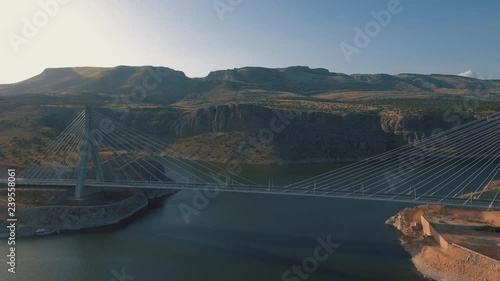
{"left": 7, "top": 107, "right": 500, "bottom": 210}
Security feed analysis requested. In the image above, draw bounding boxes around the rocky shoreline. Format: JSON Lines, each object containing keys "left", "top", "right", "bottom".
{"left": 0, "top": 189, "right": 176, "bottom": 239}
{"left": 386, "top": 205, "right": 500, "bottom": 281}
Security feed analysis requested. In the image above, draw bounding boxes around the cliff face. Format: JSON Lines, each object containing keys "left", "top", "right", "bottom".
{"left": 27, "top": 103, "right": 480, "bottom": 163}
{"left": 106, "top": 104, "right": 469, "bottom": 163}
{"left": 275, "top": 111, "right": 386, "bottom": 162}
{"left": 380, "top": 111, "right": 475, "bottom": 149}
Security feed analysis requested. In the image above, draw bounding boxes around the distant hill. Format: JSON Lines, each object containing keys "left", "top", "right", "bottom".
{"left": 1, "top": 65, "right": 499, "bottom": 103}
{"left": 201, "top": 66, "right": 500, "bottom": 95}
{"left": 0, "top": 66, "right": 192, "bottom": 103}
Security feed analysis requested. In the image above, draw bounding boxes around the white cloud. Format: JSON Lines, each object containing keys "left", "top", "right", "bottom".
{"left": 457, "top": 70, "right": 493, "bottom": 80}
{"left": 458, "top": 70, "right": 480, "bottom": 78}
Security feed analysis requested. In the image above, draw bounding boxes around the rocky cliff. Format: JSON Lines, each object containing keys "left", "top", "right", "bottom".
{"left": 92, "top": 104, "right": 470, "bottom": 163}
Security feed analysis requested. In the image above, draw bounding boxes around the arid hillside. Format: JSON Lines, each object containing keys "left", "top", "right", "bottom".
{"left": 1, "top": 66, "right": 500, "bottom": 168}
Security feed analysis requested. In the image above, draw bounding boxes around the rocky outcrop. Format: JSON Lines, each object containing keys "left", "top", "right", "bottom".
{"left": 114, "top": 105, "right": 473, "bottom": 162}
{"left": 380, "top": 111, "right": 476, "bottom": 149}
{"left": 386, "top": 206, "right": 500, "bottom": 281}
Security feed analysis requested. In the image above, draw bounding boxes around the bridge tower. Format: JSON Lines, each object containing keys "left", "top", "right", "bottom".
{"left": 75, "top": 106, "right": 104, "bottom": 198}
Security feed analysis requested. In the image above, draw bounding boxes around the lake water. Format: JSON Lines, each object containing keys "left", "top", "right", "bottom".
{"left": 1, "top": 163, "right": 430, "bottom": 281}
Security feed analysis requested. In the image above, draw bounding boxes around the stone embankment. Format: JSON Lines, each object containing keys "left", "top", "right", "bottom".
{"left": 0, "top": 189, "right": 176, "bottom": 238}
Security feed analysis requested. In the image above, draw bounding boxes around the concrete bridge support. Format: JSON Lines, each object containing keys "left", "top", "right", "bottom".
{"left": 75, "top": 106, "right": 104, "bottom": 198}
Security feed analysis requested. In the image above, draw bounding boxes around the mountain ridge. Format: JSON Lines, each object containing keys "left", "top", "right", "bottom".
{"left": 1, "top": 66, "right": 499, "bottom": 103}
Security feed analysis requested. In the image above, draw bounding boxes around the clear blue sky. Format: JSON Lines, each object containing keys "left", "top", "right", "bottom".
{"left": 1, "top": 0, "right": 499, "bottom": 83}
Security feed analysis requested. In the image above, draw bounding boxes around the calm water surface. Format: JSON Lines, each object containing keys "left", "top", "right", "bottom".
{"left": 1, "top": 163, "right": 429, "bottom": 281}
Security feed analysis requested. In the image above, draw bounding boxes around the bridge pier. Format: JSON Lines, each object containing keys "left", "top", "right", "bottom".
{"left": 75, "top": 106, "right": 104, "bottom": 198}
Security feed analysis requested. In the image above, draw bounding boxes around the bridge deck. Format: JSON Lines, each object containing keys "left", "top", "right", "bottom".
{"left": 4, "top": 179, "right": 499, "bottom": 210}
